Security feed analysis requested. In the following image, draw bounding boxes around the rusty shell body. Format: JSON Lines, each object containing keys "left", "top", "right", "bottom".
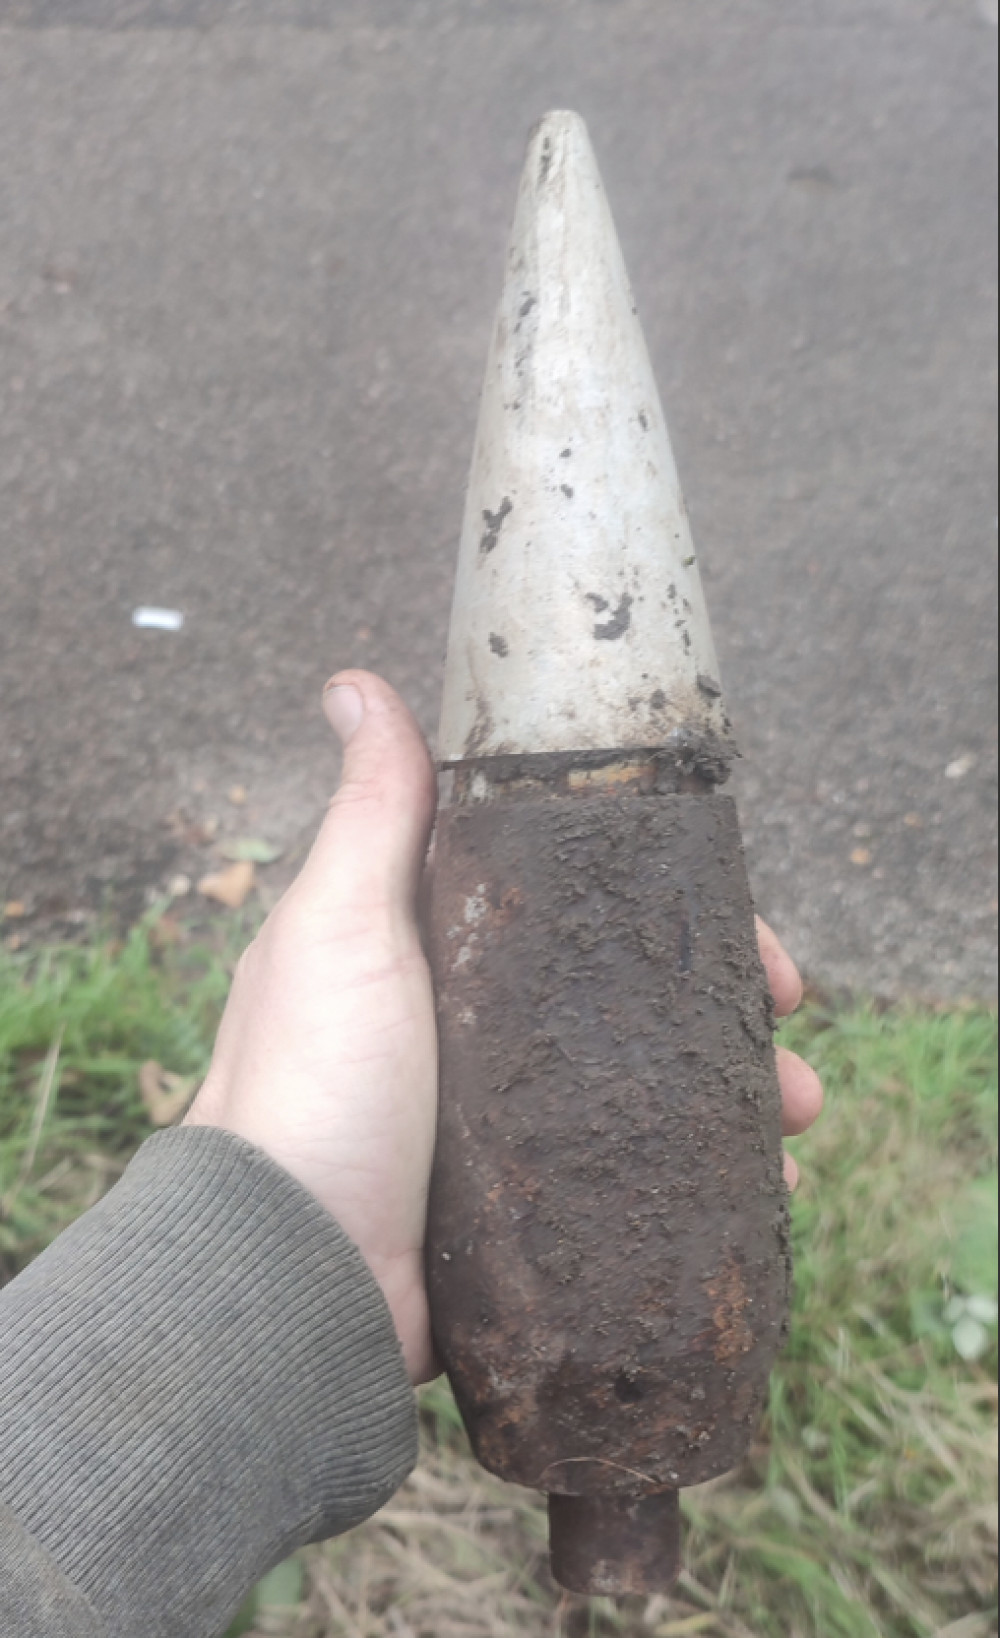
{"left": 426, "top": 788, "right": 790, "bottom": 1508}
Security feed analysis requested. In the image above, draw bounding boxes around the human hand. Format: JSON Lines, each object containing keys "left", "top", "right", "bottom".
{"left": 186, "top": 670, "right": 822, "bottom": 1386}
{"left": 186, "top": 672, "right": 439, "bottom": 1382}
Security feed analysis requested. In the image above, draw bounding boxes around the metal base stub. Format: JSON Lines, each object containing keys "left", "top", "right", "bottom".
{"left": 548, "top": 1489, "right": 681, "bottom": 1595}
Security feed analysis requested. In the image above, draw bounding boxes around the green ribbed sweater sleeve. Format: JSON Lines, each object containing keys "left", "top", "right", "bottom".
{"left": 0, "top": 1126, "right": 419, "bottom": 1638}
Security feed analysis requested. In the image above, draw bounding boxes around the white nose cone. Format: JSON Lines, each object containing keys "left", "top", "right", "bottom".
{"left": 438, "top": 111, "right": 732, "bottom": 767}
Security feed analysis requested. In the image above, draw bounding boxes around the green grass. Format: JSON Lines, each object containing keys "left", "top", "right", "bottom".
{"left": 0, "top": 909, "right": 250, "bottom": 1276}
{"left": 677, "top": 1001, "right": 998, "bottom": 1638}
{"left": 0, "top": 921, "right": 996, "bottom": 1638}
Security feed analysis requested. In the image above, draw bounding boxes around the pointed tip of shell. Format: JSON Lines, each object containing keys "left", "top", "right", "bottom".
{"left": 523, "top": 110, "right": 598, "bottom": 193}
{"left": 528, "top": 108, "right": 590, "bottom": 142}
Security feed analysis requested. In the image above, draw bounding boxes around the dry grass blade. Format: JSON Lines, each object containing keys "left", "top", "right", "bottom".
{"left": 935, "top": 1617, "right": 994, "bottom": 1638}
{"left": 1, "top": 1024, "right": 64, "bottom": 1220}
{"left": 650, "top": 1618, "right": 720, "bottom": 1636}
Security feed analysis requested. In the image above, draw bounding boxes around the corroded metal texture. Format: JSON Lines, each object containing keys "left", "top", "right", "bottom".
{"left": 548, "top": 1491, "right": 681, "bottom": 1596}
{"left": 450, "top": 741, "right": 729, "bottom": 801}
{"left": 426, "top": 787, "right": 789, "bottom": 1590}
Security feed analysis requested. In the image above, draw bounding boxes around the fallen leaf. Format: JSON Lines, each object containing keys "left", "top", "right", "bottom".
{"left": 149, "top": 914, "right": 184, "bottom": 950}
{"left": 218, "top": 837, "right": 283, "bottom": 865}
{"left": 138, "top": 1060, "right": 197, "bottom": 1125}
{"left": 198, "top": 859, "right": 255, "bottom": 908}
{"left": 850, "top": 847, "right": 872, "bottom": 867}
{"left": 3, "top": 901, "right": 26, "bottom": 919}
{"left": 167, "top": 811, "right": 220, "bottom": 847}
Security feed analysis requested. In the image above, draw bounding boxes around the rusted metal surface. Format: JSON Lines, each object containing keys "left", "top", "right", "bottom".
{"left": 548, "top": 1490, "right": 681, "bottom": 1597}
{"left": 449, "top": 740, "right": 730, "bottom": 803}
{"left": 426, "top": 784, "right": 789, "bottom": 1590}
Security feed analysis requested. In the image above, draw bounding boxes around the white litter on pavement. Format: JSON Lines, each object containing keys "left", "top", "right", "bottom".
{"left": 132, "top": 607, "right": 185, "bottom": 631}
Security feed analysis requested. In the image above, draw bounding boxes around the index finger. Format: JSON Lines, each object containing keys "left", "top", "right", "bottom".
{"left": 755, "top": 916, "right": 804, "bottom": 1018}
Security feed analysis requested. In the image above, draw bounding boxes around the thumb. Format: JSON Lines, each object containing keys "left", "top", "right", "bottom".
{"left": 293, "top": 669, "right": 437, "bottom": 918}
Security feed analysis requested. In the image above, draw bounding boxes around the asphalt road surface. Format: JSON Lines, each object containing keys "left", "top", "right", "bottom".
{"left": 1, "top": 0, "right": 996, "bottom": 999}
